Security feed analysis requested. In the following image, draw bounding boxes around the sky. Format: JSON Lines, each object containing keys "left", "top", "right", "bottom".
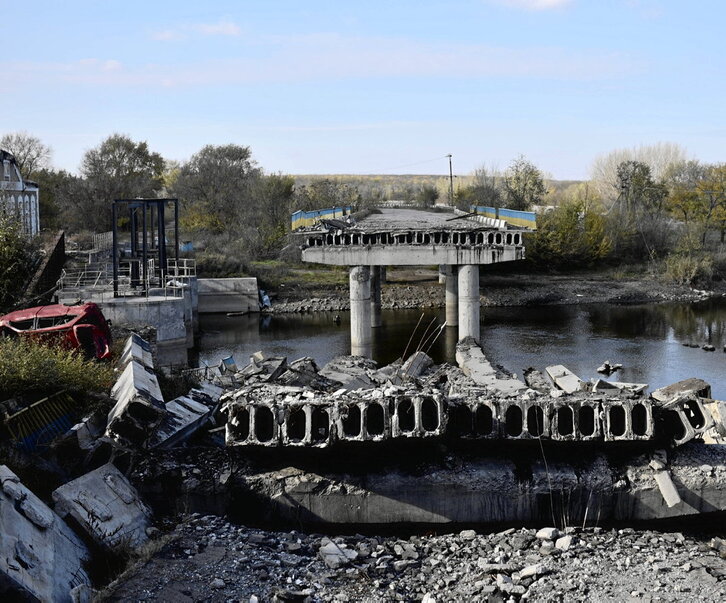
{"left": 2, "top": 0, "right": 724, "bottom": 180}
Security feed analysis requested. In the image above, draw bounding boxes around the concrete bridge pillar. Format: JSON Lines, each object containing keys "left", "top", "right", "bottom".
{"left": 370, "top": 266, "right": 382, "bottom": 328}
{"left": 445, "top": 265, "right": 458, "bottom": 327}
{"left": 458, "top": 265, "right": 480, "bottom": 342}
{"left": 350, "top": 265, "right": 372, "bottom": 357}
{"left": 438, "top": 265, "right": 447, "bottom": 284}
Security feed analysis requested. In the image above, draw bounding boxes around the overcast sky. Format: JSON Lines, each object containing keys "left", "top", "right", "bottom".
{"left": 3, "top": 0, "right": 724, "bottom": 179}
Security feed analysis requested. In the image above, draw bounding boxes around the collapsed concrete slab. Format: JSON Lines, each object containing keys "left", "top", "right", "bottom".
{"left": 319, "top": 356, "right": 377, "bottom": 391}
{"left": 0, "top": 465, "right": 90, "bottom": 602}
{"left": 223, "top": 384, "right": 447, "bottom": 447}
{"left": 456, "top": 340, "right": 525, "bottom": 396}
{"left": 651, "top": 378, "right": 711, "bottom": 404}
{"left": 106, "top": 358, "right": 166, "bottom": 447}
{"left": 545, "top": 365, "right": 584, "bottom": 394}
{"left": 148, "top": 385, "right": 223, "bottom": 449}
{"left": 52, "top": 463, "right": 151, "bottom": 553}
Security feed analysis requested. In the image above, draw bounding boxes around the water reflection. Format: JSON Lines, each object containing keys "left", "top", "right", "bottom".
{"left": 198, "top": 298, "right": 726, "bottom": 399}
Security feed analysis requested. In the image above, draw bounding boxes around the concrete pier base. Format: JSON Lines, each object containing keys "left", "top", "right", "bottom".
{"left": 445, "top": 265, "right": 458, "bottom": 327}
{"left": 370, "top": 266, "right": 382, "bottom": 328}
{"left": 350, "top": 266, "right": 372, "bottom": 357}
{"left": 457, "top": 265, "right": 480, "bottom": 342}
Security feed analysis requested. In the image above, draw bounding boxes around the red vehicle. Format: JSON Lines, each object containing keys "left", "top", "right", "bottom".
{"left": 0, "top": 303, "right": 112, "bottom": 360}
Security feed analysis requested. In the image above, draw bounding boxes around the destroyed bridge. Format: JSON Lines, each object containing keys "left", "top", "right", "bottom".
{"left": 296, "top": 207, "right": 530, "bottom": 356}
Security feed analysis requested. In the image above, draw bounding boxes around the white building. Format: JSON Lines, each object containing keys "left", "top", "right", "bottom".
{"left": 0, "top": 149, "right": 40, "bottom": 236}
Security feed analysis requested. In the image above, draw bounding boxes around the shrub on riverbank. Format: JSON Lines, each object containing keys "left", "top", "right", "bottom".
{"left": 0, "top": 337, "right": 114, "bottom": 399}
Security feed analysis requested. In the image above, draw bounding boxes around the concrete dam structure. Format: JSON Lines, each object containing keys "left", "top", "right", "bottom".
{"left": 299, "top": 208, "right": 528, "bottom": 356}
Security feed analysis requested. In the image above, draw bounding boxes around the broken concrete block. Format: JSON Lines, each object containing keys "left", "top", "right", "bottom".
{"left": 148, "top": 387, "right": 221, "bottom": 449}
{"left": 52, "top": 463, "right": 151, "bottom": 552}
{"left": 653, "top": 469, "right": 682, "bottom": 508}
{"left": 118, "top": 333, "right": 154, "bottom": 370}
{"left": 545, "top": 365, "right": 583, "bottom": 394}
{"left": 535, "top": 527, "right": 560, "bottom": 541}
{"left": 106, "top": 359, "right": 166, "bottom": 447}
{"left": 0, "top": 465, "right": 90, "bottom": 602}
{"left": 456, "top": 341, "right": 525, "bottom": 396}
{"left": 319, "top": 356, "right": 377, "bottom": 391}
{"left": 555, "top": 535, "right": 573, "bottom": 550}
{"left": 523, "top": 368, "right": 552, "bottom": 392}
{"left": 662, "top": 394, "right": 715, "bottom": 446}
{"left": 651, "top": 378, "right": 711, "bottom": 404}
{"left": 607, "top": 382, "right": 648, "bottom": 395}
{"left": 318, "top": 540, "right": 357, "bottom": 569}
{"left": 400, "top": 351, "right": 433, "bottom": 379}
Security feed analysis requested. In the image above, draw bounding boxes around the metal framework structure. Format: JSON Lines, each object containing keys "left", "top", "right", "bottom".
{"left": 112, "top": 199, "right": 179, "bottom": 297}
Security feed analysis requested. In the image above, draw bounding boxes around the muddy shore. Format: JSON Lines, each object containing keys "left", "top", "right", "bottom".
{"left": 265, "top": 268, "right": 721, "bottom": 314}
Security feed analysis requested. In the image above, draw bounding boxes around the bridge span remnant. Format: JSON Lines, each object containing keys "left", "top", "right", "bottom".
{"left": 299, "top": 208, "right": 528, "bottom": 357}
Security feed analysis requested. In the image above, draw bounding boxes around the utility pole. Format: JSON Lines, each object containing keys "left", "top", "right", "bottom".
{"left": 447, "top": 154, "right": 454, "bottom": 206}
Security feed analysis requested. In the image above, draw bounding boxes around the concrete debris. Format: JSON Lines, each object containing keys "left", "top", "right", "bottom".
{"left": 456, "top": 339, "right": 525, "bottom": 396}
{"left": 545, "top": 365, "right": 584, "bottom": 394}
{"left": 596, "top": 360, "right": 622, "bottom": 375}
{"left": 662, "top": 393, "right": 715, "bottom": 446}
{"left": 106, "top": 514, "right": 726, "bottom": 602}
{"left": 0, "top": 465, "right": 90, "bottom": 602}
{"left": 148, "top": 385, "right": 222, "bottom": 449}
{"left": 651, "top": 378, "right": 711, "bottom": 404}
{"left": 523, "top": 367, "right": 552, "bottom": 392}
{"left": 118, "top": 332, "right": 154, "bottom": 369}
{"left": 607, "top": 381, "right": 648, "bottom": 395}
{"left": 238, "top": 352, "right": 289, "bottom": 383}
{"left": 319, "top": 356, "right": 378, "bottom": 390}
{"left": 106, "top": 358, "right": 166, "bottom": 447}
{"left": 653, "top": 468, "right": 682, "bottom": 508}
{"left": 400, "top": 351, "right": 434, "bottom": 379}
{"left": 52, "top": 463, "right": 151, "bottom": 552}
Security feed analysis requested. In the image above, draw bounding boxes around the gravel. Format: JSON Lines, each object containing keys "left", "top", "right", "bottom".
{"left": 107, "top": 516, "right": 726, "bottom": 602}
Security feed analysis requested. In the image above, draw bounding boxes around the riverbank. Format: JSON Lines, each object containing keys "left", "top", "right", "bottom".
{"left": 263, "top": 266, "right": 721, "bottom": 314}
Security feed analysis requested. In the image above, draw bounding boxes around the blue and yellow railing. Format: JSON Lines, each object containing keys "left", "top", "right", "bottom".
{"left": 471, "top": 206, "right": 537, "bottom": 230}
{"left": 291, "top": 206, "right": 352, "bottom": 231}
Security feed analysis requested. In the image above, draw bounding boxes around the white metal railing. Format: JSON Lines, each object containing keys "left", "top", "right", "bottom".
{"left": 57, "top": 258, "right": 197, "bottom": 300}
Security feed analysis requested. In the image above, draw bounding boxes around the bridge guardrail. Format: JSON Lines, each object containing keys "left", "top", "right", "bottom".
{"left": 291, "top": 206, "right": 352, "bottom": 230}
{"left": 471, "top": 206, "right": 537, "bottom": 230}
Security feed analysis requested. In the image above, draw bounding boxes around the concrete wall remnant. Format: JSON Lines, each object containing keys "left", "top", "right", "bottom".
{"left": 52, "top": 463, "right": 151, "bottom": 553}
{"left": 197, "top": 277, "right": 259, "bottom": 314}
{"left": 0, "top": 465, "right": 90, "bottom": 602}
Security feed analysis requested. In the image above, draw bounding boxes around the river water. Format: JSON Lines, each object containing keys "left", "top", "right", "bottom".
{"left": 198, "top": 298, "right": 726, "bottom": 399}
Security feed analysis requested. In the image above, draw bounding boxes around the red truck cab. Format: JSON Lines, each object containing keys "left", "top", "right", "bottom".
{"left": 0, "top": 303, "right": 113, "bottom": 360}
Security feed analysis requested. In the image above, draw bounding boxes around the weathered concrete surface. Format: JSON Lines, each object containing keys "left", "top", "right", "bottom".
{"left": 349, "top": 266, "right": 372, "bottom": 358}
{"left": 0, "top": 466, "right": 90, "bottom": 602}
{"left": 616, "top": 444, "right": 726, "bottom": 520}
{"left": 95, "top": 295, "right": 190, "bottom": 366}
{"left": 52, "top": 463, "right": 151, "bottom": 552}
{"left": 546, "top": 365, "right": 584, "bottom": 394}
{"left": 457, "top": 265, "right": 480, "bottom": 342}
{"left": 106, "top": 359, "right": 166, "bottom": 447}
{"left": 229, "top": 443, "right": 726, "bottom": 525}
{"left": 197, "top": 277, "right": 258, "bottom": 314}
{"left": 456, "top": 339, "right": 525, "bottom": 396}
{"left": 149, "top": 385, "right": 223, "bottom": 449}
{"left": 118, "top": 332, "right": 154, "bottom": 369}
{"left": 304, "top": 245, "right": 524, "bottom": 266}
{"left": 651, "top": 378, "right": 711, "bottom": 403}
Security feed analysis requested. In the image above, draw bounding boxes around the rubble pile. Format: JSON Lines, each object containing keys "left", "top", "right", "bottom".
{"left": 2, "top": 330, "right": 726, "bottom": 600}
{"left": 107, "top": 514, "right": 726, "bottom": 602}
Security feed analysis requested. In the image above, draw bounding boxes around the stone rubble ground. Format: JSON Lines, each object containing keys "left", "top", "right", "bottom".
{"left": 263, "top": 275, "right": 718, "bottom": 315}
{"left": 107, "top": 514, "right": 726, "bottom": 602}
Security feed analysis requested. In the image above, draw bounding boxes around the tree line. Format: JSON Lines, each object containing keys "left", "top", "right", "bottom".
{"left": 2, "top": 132, "right": 724, "bottom": 285}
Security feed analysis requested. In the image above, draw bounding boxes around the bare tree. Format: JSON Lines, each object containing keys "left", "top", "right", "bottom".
{"left": 590, "top": 142, "right": 688, "bottom": 203}
{"left": 0, "top": 131, "right": 52, "bottom": 176}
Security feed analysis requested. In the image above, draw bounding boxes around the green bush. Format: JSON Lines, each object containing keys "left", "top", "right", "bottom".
{"left": 0, "top": 337, "right": 114, "bottom": 400}
{"left": 528, "top": 202, "right": 612, "bottom": 268}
